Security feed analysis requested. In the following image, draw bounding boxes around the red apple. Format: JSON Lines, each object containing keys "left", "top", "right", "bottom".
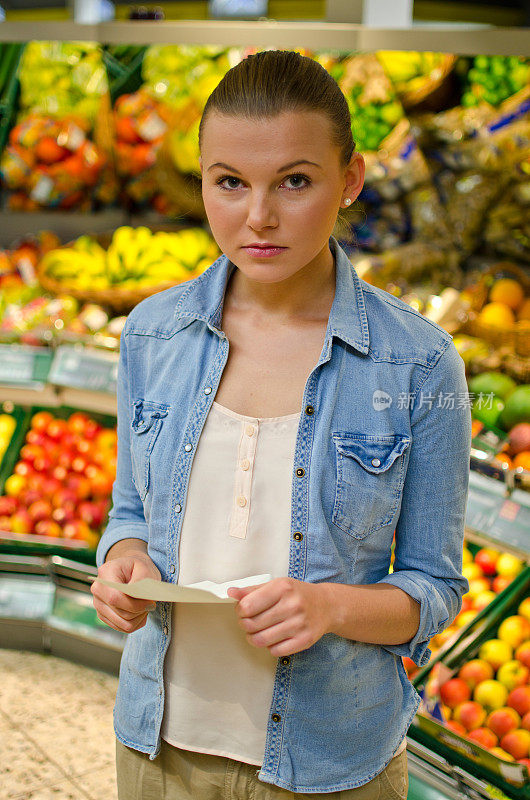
{"left": 19, "top": 443, "right": 45, "bottom": 464}
{"left": 0, "top": 496, "right": 18, "bottom": 516}
{"left": 519, "top": 598, "right": 530, "bottom": 623}
{"left": 522, "top": 712, "right": 530, "bottom": 732}
{"left": 25, "top": 429, "right": 46, "bottom": 446}
{"left": 27, "top": 499, "right": 53, "bottom": 523}
{"left": 507, "top": 686, "right": 530, "bottom": 717}
{"left": 500, "top": 729, "right": 530, "bottom": 761}
{"left": 515, "top": 641, "right": 530, "bottom": 669}
{"left": 63, "top": 520, "right": 91, "bottom": 541}
{"left": 30, "top": 410, "right": 55, "bottom": 432}
{"left": 468, "top": 727, "right": 498, "bottom": 749}
{"left": 458, "top": 658, "right": 494, "bottom": 689}
{"left": 40, "top": 477, "right": 62, "bottom": 498}
{"left": 33, "top": 454, "right": 52, "bottom": 473}
{"left": 487, "top": 707, "right": 521, "bottom": 739}
{"left": 445, "top": 720, "right": 466, "bottom": 736}
{"left": 10, "top": 510, "right": 33, "bottom": 533}
{"left": 14, "top": 461, "right": 33, "bottom": 477}
{"left": 65, "top": 474, "right": 92, "bottom": 499}
{"left": 440, "top": 678, "right": 471, "bottom": 709}
{"left": 47, "top": 419, "right": 68, "bottom": 441}
{"left": 52, "top": 465, "right": 68, "bottom": 482}
{"left": 34, "top": 520, "right": 63, "bottom": 538}
{"left": 493, "top": 575, "right": 513, "bottom": 594}
{"left": 51, "top": 488, "right": 78, "bottom": 509}
{"left": 51, "top": 505, "right": 76, "bottom": 526}
{"left": 453, "top": 701, "right": 486, "bottom": 731}
{"left": 0, "top": 515, "right": 12, "bottom": 530}
{"left": 474, "top": 548, "right": 499, "bottom": 576}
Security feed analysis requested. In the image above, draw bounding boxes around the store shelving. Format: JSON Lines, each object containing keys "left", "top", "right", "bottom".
{"left": 0, "top": 20, "right": 528, "bottom": 56}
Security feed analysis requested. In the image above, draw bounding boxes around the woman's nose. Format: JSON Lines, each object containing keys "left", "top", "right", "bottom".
{"left": 246, "top": 193, "right": 278, "bottom": 229}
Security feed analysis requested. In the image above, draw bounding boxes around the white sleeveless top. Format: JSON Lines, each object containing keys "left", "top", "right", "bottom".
{"left": 161, "top": 400, "right": 406, "bottom": 765}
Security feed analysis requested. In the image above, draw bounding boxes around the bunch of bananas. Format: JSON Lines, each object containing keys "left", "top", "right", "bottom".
{"left": 40, "top": 226, "right": 220, "bottom": 291}
{"left": 376, "top": 51, "right": 446, "bottom": 94}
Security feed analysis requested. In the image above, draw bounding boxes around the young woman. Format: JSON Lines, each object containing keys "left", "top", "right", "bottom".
{"left": 91, "top": 50, "right": 471, "bottom": 799}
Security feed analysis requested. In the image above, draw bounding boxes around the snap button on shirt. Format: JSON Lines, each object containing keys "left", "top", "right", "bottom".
{"left": 372, "top": 458, "right": 381, "bottom": 467}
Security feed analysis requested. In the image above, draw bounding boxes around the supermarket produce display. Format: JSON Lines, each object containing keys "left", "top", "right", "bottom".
{"left": 0, "top": 26, "right": 529, "bottom": 800}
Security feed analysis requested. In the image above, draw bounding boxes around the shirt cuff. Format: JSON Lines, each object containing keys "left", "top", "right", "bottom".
{"left": 95, "top": 521, "right": 149, "bottom": 568}
{"left": 375, "top": 572, "right": 452, "bottom": 667}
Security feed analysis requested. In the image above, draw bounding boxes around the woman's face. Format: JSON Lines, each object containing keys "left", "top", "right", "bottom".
{"left": 199, "top": 109, "right": 364, "bottom": 282}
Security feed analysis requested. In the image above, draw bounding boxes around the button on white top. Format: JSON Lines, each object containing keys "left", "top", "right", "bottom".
{"left": 240, "top": 458, "right": 250, "bottom": 471}
{"left": 245, "top": 424, "right": 255, "bottom": 437}
{"left": 236, "top": 495, "right": 247, "bottom": 507}
{"left": 184, "top": 443, "right": 192, "bottom": 452}
{"left": 371, "top": 458, "right": 381, "bottom": 467}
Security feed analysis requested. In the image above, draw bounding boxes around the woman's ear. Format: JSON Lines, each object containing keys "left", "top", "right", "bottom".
{"left": 344, "top": 152, "right": 365, "bottom": 203}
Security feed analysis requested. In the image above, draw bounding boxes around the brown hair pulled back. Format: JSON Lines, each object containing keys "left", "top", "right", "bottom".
{"left": 198, "top": 49, "right": 355, "bottom": 169}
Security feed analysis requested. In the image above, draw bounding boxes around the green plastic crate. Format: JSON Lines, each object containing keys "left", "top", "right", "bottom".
{"left": 0, "top": 43, "right": 24, "bottom": 159}
{"left": 0, "top": 404, "right": 117, "bottom": 566}
{"left": 103, "top": 47, "right": 147, "bottom": 106}
{"left": 410, "top": 568, "right": 530, "bottom": 798}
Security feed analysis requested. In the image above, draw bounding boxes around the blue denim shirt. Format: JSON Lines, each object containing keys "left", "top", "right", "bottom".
{"left": 96, "top": 234, "right": 471, "bottom": 793}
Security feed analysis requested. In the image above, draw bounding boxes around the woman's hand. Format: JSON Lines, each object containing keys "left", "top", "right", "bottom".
{"left": 227, "top": 577, "right": 331, "bottom": 657}
{"left": 91, "top": 552, "right": 161, "bottom": 634}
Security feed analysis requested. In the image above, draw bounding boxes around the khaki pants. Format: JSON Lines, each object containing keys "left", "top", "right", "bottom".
{"left": 116, "top": 737, "right": 408, "bottom": 800}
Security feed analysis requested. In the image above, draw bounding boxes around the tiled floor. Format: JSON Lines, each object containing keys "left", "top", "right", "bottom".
{"left": 0, "top": 648, "right": 119, "bottom": 800}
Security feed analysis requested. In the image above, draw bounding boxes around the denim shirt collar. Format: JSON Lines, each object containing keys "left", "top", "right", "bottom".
{"left": 172, "top": 235, "right": 370, "bottom": 356}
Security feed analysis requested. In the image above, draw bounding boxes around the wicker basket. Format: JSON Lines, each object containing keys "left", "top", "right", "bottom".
{"left": 153, "top": 133, "right": 206, "bottom": 222}
{"left": 399, "top": 54, "right": 457, "bottom": 111}
{"left": 36, "top": 225, "right": 206, "bottom": 315}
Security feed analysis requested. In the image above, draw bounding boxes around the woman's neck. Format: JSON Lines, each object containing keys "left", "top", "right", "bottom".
{"left": 226, "top": 244, "right": 336, "bottom": 324}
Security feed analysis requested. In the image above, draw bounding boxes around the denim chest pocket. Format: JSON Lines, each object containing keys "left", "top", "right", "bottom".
{"left": 332, "top": 432, "right": 411, "bottom": 539}
{"left": 130, "top": 399, "right": 170, "bottom": 501}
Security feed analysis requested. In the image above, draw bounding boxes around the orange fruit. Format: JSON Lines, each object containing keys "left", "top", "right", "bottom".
{"left": 493, "top": 453, "right": 513, "bottom": 469}
{"left": 478, "top": 302, "right": 515, "bottom": 329}
{"left": 513, "top": 451, "right": 530, "bottom": 471}
{"left": 489, "top": 279, "right": 525, "bottom": 311}
{"left": 517, "top": 298, "right": 530, "bottom": 321}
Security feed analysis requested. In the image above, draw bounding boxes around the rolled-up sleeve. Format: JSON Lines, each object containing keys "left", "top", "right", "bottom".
{"left": 96, "top": 322, "right": 149, "bottom": 568}
{"left": 376, "top": 340, "right": 471, "bottom": 666}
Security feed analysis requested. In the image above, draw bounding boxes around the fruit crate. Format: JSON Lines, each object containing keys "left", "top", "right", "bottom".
{"left": 0, "top": 44, "right": 24, "bottom": 160}
{"left": 0, "top": 404, "right": 117, "bottom": 567}
{"left": 409, "top": 568, "right": 530, "bottom": 798}
{"left": 0, "top": 402, "right": 28, "bottom": 490}
{"left": 102, "top": 47, "right": 147, "bottom": 106}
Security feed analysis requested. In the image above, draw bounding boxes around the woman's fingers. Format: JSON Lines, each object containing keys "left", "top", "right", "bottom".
{"left": 95, "top": 604, "right": 149, "bottom": 633}
{"left": 91, "top": 580, "right": 156, "bottom": 616}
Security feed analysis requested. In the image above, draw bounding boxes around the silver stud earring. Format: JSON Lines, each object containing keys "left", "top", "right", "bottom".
{"left": 344, "top": 198, "right": 352, "bottom": 206}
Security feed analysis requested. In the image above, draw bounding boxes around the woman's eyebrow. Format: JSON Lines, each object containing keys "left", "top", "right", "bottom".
{"left": 207, "top": 160, "right": 322, "bottom": 173}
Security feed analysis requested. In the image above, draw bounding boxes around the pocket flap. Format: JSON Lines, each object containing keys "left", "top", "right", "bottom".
{"left": 131, "top": 399, "right": 170, "bottom": 434}
{"left": 333, "top": 433, "right": 411, "bottom": 473}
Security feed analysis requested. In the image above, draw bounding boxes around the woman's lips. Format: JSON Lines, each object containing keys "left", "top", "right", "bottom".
{"left": 243, "top": 246, "right": 287, "bottom": 257}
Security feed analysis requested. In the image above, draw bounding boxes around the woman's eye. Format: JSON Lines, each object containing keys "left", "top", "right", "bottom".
{"left": 215, "top": 173, "right": 311, "bottom": 192}
{"left": 216, "top": 176, "right": 241, "bottom": 190}
{"left": 283, "top": 173, "right": 311, "bottom": 190}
